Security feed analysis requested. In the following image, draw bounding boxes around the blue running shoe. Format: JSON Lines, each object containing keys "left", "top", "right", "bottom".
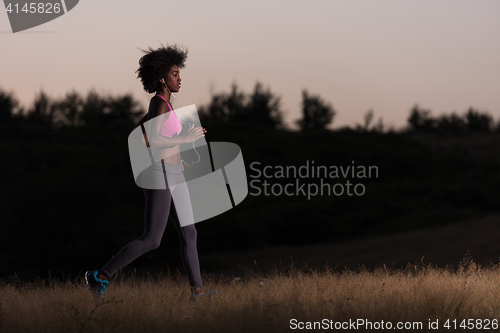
{"left": 191, "top": 288, "right": 218, "bottom": 299}
{"left": 85, "top": 271, "right": 109, "bottom": 303}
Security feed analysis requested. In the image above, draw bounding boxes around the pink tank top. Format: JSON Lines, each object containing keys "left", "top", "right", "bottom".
{"left": 156, "top": 94, "right": 182, "bottom": 137}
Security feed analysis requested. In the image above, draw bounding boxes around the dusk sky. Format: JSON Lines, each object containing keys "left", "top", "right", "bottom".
{"left": 1, "top": 0, "right": 499, "bottom": 130}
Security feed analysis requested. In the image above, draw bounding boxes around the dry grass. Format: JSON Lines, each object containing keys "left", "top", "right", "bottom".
{"left": 2, "top": 258, "right": 500, "bottom": 333}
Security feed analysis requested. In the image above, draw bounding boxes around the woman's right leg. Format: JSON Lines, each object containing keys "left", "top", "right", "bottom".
{"left": 99, "top": 187, "right": 172, "bottom": 279}
{"left": 169, "top": 200, "right": 203, "bottom": 290}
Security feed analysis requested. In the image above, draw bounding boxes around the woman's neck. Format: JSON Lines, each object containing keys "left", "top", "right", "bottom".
{"left": 157, "top": 92, "right": 171, "bottom": 102}
{"left": 157, "top": 86, "right": 171, "bottom": 102}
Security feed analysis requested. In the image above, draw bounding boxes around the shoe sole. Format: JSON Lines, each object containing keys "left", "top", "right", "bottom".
{"left": 85, "top": 271, "right": 99, "bottom": 304}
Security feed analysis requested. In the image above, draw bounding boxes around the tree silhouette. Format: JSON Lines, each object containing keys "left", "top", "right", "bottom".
{"left": 52, "top": 91, "right": 84, "bottom": 127}
{"left": 362, "top": 109, "right": 374, "bottom": 131}
{"left": 464, "top": 107, "right": 493, "bottom": 132}
{"left": 408, "top": 105, "right": 495, "bottom": 134}
{"left": 106, "top": 93, "right": 144, "bottom": 127}
{"left": 79, "top": 90, "right": 107, "bottom": 126}
{"left": 198, "top": 82, "right": 246, "bottom": 125}
{"left": 244, "top": 82, "right": 284, "bottom": 129}
{"left": 0, "top": 88, "right": 21, "bottom": 122}
{"left": 407, "top": 104, "right": 435, "bottom": 133}
{"left": 199, "top": 82, "right": 284, "bottom": 130}
{"left": 296, "top": 90, "right": 335, "bottom": 131}
{"left": 79, "top": 90, "right": 144, "bottom": 127}
{"left": 353, "top": 109, "right": 386, "bottom": 133}
{"left": 435, "top": 112, "right": 466, "bottom": 134}
{"left": 25, "top": 90, "right": 54, "bottom": 126}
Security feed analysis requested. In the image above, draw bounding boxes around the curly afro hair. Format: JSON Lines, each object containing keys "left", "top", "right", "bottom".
{"left": 136, "top": 43, "right": 188, "bottom": 94}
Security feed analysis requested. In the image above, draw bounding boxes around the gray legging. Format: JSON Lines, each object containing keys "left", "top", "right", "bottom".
{"left": 100, "top": 161, "right": 203, "bottom": 289}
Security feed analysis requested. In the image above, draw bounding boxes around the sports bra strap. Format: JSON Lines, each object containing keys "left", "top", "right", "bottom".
{"left": 156, "top": 94, "right": 173, "bottom": 111}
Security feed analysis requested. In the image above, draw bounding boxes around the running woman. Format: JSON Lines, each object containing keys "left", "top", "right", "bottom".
{"left": 85, "top": 44, "right": 210, "bottom": 302}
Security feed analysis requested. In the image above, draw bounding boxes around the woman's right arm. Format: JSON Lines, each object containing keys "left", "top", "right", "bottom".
{"left": 147, "top": 100, "right": 205, "bottom": 148}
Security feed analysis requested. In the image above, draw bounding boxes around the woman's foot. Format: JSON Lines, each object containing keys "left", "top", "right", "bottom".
{"left": 85, "top": 271, "right": 110, "bottom": 303}
{"left": 191, "top": 287, "right": 218, "bottom": 299}
{"left": 191, "top": 287, "right": 205, "bottom": 297}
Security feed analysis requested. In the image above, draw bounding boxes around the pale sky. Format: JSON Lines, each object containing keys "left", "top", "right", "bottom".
{"left": 1, "top": 0, "right": 499, "bottom": 130}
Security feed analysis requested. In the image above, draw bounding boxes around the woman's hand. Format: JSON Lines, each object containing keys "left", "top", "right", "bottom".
{"left": 184, "top": 124, "right": 207, "bottom": 143}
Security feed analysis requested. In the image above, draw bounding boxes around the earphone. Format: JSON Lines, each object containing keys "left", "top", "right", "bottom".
{"left": 161, "top": 78, "right": 202, "bottom": 167}
{"left": 161, "top": 78, "right": 180, "bottom": 104}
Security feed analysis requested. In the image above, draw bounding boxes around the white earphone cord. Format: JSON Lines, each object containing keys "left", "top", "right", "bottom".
{"left": 162, "top": 79, "right": 201, "bottom": 167}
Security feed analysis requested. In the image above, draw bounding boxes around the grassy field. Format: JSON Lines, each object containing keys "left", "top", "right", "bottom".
{"left": 2, "top": 258, "right": 500, "bottom": 333}
{"left": 199, "top": 213, "right": 500, "bottom": 278}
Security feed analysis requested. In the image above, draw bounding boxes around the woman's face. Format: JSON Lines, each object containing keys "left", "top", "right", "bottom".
{"left": 163, "top": 64, "right": 182, "bottom": 93}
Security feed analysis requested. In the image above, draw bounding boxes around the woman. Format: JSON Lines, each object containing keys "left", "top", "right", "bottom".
{"left": 85, "top": 44, "right": 209, "bottom": 302}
